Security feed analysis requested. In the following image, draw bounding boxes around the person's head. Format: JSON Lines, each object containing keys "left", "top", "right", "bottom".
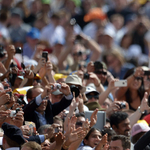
{"left": 123, "top": 68, "right": 144, "bottom": 103}
{"left": 21, "top": 141, "right": 42, "bottom": 150}
{"left": 27, "top": 86, "right": 47, "bottom": 114}
{"left": 84, "top": 128, "right": 102, "bottom": 148}
{"left": 13, "top": 76, "right": 24, "bottom": 90}
{"left": 109, "top": 135, "right": 130, "bottom": 150}
{"left": 109, "top": 112, "right": 131, "bottom": 137}
{"left": 102, "top": 50, "right": 124, "bottom": 70}
{"left": 101, "top": 128, "right": 116, "bottom": 144}
{"left": 2, "top": 123, "right": 25, "bottom": 149}
{"left": 26, "top": 27, "right": 40, "bottom": 47}
{"left": 110, "top": 14, "right": 124, "bottom": 30}
{"left": 38, "top": 124, "right": 51, "bottom": 135}
{"left": 101, "top": 97, "right": 113, "bottom": 109}
{"left": 10, "top": 8, "right": 23, "bottom": 26}
{"left": 65, "top": 74, "right": 86, "bottom": 97}
{"left": 93, "top": 61, "right": 107, "bottom": 84}
{"left": 53, "top": 116, "right": 63, "bottom": 133}
{"left": 75, "top": 113, "right": 85, "bottom": 128}
{"left": 27, "top": 86, "right": 44, "bottom": 102}
{"left": 72, "top": 43, "right": 86, "bottom": 63}
{"left": 131, "top": 122, "right": 150, "bottom": 144}
{"left": 85, "top": 84, "right": 99, "bottom": 103}
{"left": 120, "top": 33, "right": 133, "bottom": 49}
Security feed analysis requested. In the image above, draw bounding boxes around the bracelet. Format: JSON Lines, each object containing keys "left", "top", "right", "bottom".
{"left": 62, "top": 143, "right": 69, "bottom": 150}
{"left": 137, "top": 106, "right": 145, "bottom": 114}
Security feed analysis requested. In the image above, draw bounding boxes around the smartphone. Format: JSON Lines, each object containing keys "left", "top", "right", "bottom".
{"left": 114, "top": 80, "right": 127, "bottom": 87}
{"left": 144, "top": 71, "right": 150, "bottom": 76}
{"left": 42, "top": 51, "right": 48, "bottom": 62}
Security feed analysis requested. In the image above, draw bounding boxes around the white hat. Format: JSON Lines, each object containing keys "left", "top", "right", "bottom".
{"left": 65, "top": 74, "right": 86, "bottom": 93}
{"left": 85, "top": 83, "right": 99, "bottom": 95}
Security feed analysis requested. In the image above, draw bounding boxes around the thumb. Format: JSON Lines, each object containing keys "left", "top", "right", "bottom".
{"left": 144, "top": 92, "right": 148, "bottom": 99}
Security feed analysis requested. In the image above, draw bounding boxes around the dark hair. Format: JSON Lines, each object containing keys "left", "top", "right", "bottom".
{"left": 131, "top": 132, "right": 146, "bottom": 144}
{"left": 109, "top": 112, "right": 128, "bottom": 128}
{"left": 123, "top": 68, "right": 145, "bottom": 104}
{"left": 26, "top": 85, "right": 43, "bottom": 99}
{"left": 84, "top": 128, "right": 100, "bottom": 141}
{"left": 4, "top": 135, "right": 20, "bottom": 147}
{"left": 76, "top": 112, "right": 85, "bottom": 118}
{"left": 101, "top": 128, "right": 116, "bottom": 137}
{"left": 111, "top": 135, "right": 131, "bottom": 150}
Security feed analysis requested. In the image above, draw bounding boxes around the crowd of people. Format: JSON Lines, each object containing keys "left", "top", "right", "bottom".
{"left": 0, "top": 0, "right": 150, "bottom": 150}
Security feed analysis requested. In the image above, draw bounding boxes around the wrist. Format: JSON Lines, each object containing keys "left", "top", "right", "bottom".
{"left": 62, "top": 141, "right": 70, "bottom": 150}
{"left": 95, "top": 80, "right": 101, "bottom": 87}
{"left": 138, "top": 106, "right": 145, "bottom": 114}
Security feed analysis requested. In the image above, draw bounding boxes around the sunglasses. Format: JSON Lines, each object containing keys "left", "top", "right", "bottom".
{"left": 134, "top": 76, "right": 142, "bottom": 80}
{"left": 86, "top": 95, "right": 99, "bottom": 100}
{"left": 94, "top": 71, "right": 107, "bottom": 75}
{"left": 73, "top": 51, "right": 82, "bottom": 56}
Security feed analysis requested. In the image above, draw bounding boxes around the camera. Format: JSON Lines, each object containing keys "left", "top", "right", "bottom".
{"left": 51, "top": 83, "right": 61, "bottom": 90}
{"left": 0, "top": 45, "right": 6, "bottom": 58}
{"left": 10, "top": 108, "right": 20, "bottom": 117}
{"left": 120, "top": 102, "right": 126, "bottom": 109}
{"left": 42, "top": 51, "right": 48, "bottom": 62}
{"left": 7, "top": 91, "right": 12, "bottom": 97}
{"left": 70, "top": 85, "right": 80, "bottom": 98}
{"left": 83, "top": 73, "right": 90, "bottom": 80}
{"left": 15, "top": 47, "right": 22, "bottom": 54}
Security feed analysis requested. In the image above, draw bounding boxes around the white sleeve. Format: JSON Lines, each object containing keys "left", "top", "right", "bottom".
{"left": 77, "top": 146, "right": 95, "bottom": 150}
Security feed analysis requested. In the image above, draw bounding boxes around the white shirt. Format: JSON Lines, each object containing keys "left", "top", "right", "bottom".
{"left": 40, "top": 23, "right": 65, "bottom": 46}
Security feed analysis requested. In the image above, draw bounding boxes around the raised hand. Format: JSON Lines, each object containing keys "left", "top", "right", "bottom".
{"left": 90, "top": 108, "right": 98, "bottom": 127}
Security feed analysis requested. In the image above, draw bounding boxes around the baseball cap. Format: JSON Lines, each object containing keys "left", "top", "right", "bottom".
{"left": 84, "top": 8, "right": 107, "bottom": 22}
{"left": 131, "top": 122, "right": 150, "bottom": 137}
{"left": 27, "top": 27, "right": 40, "bottom": 39}
{"left": 85, "top": 83, "right": 99, "bottom": 95}
{"left": 2, "top": 122, "right": 26, "bottom": 145}
{"left": 11, "top": 7, "right": 24, "bottom": 19}
{"left": 65, "top": 74, "right": 86, "bottom": 93}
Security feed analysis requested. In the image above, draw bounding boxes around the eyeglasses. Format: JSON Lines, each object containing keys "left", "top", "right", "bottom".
{"left": 94, "top": 71, "right": 107, "bottom": 75}
{"left": 86, "top": 95, "right": 99, "bottom": 99}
